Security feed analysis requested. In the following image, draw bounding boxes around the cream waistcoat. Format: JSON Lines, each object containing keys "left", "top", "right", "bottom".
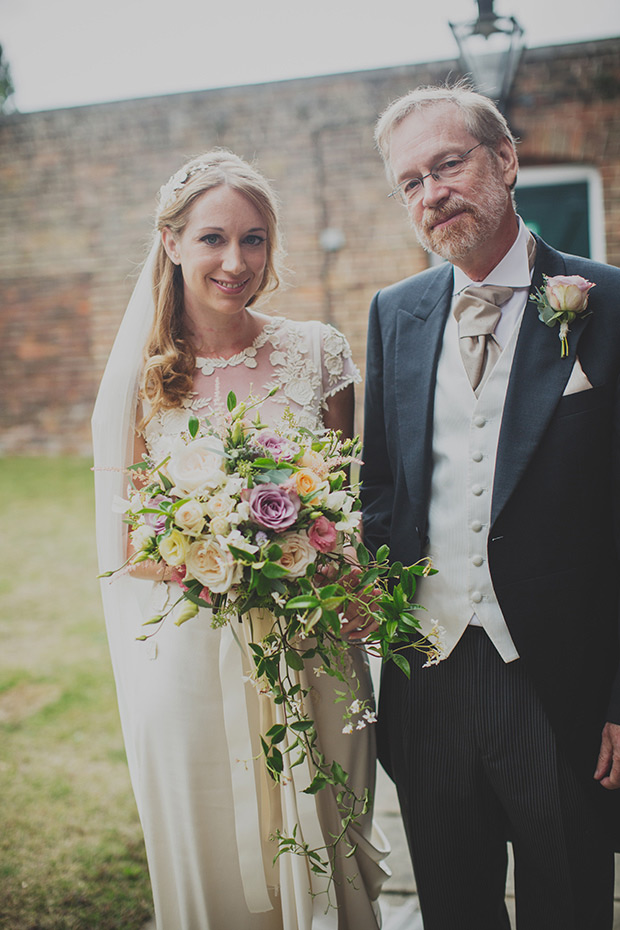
{"left": 415, "top": 307, "right": 520, "bottom": 662}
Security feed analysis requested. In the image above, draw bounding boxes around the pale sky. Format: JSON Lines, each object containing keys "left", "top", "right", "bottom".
{"left": 2, "top": 0, "right": 620, "bottom": 113}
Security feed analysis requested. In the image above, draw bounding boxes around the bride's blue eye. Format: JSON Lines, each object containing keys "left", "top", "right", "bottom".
{"left": 244, "top": 235, "right": 266, "bottom": 246}
{"left": 201, "top": 234, "right": 222, "bottom": 246}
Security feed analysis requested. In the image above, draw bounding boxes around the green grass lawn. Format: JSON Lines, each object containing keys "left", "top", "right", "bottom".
{"left": 0, "top": 458, "right": 153, "bottom": 930}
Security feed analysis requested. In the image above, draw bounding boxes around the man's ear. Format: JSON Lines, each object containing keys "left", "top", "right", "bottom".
{"left": 496, "top": 137, "right": 519, "bottom": 191}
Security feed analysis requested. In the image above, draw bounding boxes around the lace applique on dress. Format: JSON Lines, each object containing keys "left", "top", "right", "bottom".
{"left": 195, "top": 319, "right": 282, "bottom": 376}
{"left": 142, "top": 394, "right": 214, "bottom": 463}
{"left": 266, "top": 319, "right": 360, "bottom": 414}
{"left": 142, "top": 316, "right": 360, "bottom": 459}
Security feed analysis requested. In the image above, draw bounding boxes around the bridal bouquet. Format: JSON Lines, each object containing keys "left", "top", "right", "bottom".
{"left": 103, "top": 390, "right": 441, "bottom": 895}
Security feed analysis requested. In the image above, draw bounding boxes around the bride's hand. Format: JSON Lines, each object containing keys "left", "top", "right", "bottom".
{"left": 127, "top": 558, "right": 174, "bottom": 582}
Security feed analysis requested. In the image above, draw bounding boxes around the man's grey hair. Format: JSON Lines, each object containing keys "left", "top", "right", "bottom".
{"left": 375, "top": 83, "right": 518, "bottom": 184}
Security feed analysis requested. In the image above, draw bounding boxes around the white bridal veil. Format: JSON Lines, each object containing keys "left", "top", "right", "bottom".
{"left": 91, "top": 236, "right": 159, "bottom": 776}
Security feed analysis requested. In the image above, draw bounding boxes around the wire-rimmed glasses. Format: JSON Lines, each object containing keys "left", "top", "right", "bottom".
{"left": 389, "top": 143, "right": 484, "bottom": 205}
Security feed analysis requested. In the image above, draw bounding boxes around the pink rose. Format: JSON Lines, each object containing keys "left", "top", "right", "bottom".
{"left": 308, "top": 515, "right": 338, "bottom": 553}
{"left": 545, "top": 275, "right": 595, "bottom": 314}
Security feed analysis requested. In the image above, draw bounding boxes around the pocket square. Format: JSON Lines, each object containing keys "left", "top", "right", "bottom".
{"left": 562, "top": 357, "right": 593, "bottom": 396}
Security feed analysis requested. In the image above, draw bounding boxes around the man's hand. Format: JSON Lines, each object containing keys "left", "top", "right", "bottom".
{"left": 338, "top": 567, "right": 380, "bottom": 640}
{"left": 594, "top": 722, "right": 620, "bottom": 789}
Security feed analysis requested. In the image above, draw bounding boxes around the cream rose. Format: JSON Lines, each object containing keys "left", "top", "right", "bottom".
{"left": 204, "top": 492, "right": 236, "bottom": 519}
{"left": 545, "top": 275, "right": 595, "bottom": 313}
{"left": 210, "top": 515, "right": 231, "bottom": 536}
{"left": 174, "top": 499, "right": 207, "bottom": 534}
{"left": 300, "top": 448, "right": 329, "bottom": 479}
{"left": 185, "top": 537, "right": 241, "bottom": 593}
{"left": 158, "top": 529, "right": 191, "bottom": 566}
{"left": 276, "top": 532, "right": 317, "bottom": 578}
{"left": 168, "top": 436, "right": 227, "bottom": 493}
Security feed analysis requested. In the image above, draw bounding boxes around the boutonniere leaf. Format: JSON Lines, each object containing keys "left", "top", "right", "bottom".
{"left": 530, "top": 274, "right": 595, "bottom": 357}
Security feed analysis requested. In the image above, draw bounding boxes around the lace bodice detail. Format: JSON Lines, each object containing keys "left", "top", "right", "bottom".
{"left": 143, "top": 316, "right": 360, "bottom": 462}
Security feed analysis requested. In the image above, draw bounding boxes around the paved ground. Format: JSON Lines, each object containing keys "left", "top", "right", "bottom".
{"left": 374, "top": 762, "right": 620, "bottom": 928}
{"left": 140, "top": 656, "right": 620, "bottom": 927}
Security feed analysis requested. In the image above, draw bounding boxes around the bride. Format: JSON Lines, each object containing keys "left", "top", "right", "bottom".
{"left": 92, "top": 150, "right": 389, "bottom": 929}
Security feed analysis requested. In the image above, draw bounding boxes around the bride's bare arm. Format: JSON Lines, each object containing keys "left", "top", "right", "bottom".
{"left": 323, "top": 384, "right": 355, "bottom": 439}
{"left": 126, "top": 427, "right": 174, "bottom": 581}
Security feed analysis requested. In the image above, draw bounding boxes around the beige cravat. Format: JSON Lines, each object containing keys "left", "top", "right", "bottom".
{"left": 453, "top": 284, "right": 514, "bottom": 394}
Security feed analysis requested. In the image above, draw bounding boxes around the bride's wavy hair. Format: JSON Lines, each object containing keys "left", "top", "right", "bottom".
{"left": 141, "top": 149, "right": 286, "bottom": 420}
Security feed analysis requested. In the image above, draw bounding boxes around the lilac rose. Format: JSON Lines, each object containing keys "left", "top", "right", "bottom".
{"left": 246, "top": 483, "right": 301, "bottom": 533}
{"left": 255, "top": 431, "right": 301, "bottom": 462}
{"left": 142, "top": 495, "right": 168, "bottom": 534}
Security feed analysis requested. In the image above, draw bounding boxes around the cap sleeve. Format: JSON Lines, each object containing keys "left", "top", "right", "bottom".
{"left": 318, "top": 322, "right": 361, "bottom": 401}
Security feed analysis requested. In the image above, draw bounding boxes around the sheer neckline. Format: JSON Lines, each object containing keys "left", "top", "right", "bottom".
{"left": 195, "top": 316, "right": 284, "bottom": 376}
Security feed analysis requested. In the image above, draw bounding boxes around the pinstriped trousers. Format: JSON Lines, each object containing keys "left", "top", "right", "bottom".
{"left": 380, "top": 626, "right": 614, "bottom": 930}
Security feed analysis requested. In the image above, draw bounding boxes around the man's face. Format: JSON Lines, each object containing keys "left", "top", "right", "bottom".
{"left": 387, "top": 103, "right": 518, "bottom": 274}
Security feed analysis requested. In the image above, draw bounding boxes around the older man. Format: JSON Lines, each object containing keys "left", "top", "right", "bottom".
{"left": 360, "top": 85, "right": 620, "bottom": 929}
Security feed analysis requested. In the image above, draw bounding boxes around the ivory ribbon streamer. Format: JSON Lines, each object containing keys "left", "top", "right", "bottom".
{"left": 219, "top": 621, "right": 274, "bottom": 913}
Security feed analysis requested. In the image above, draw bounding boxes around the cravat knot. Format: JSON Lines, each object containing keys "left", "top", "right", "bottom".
{"left": 453, "top": 284, "right": 514, "bottom": 394}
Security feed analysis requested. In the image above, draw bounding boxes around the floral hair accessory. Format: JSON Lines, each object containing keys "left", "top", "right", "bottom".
{"left": 157, "top": 162, "right": 215, "bottom": 216}
{"left": 531, "top": 274, "right": 595, "bottom": 357}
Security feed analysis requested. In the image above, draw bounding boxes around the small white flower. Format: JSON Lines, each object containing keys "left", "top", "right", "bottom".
{"left": 130, "top": 523, "right": 156, "bottom": 550}
{"left": 342, "top": 723, "right": 354, "bottom": 735}
{"left": 223, "top": 528, "right": 258, "bottom": 554}
{"left": 355, "top": 719, "right": 367, "bottom": 730}
{"left": 229, "top": 501, "right": 251, "bottom": 525}
{"left": 348, "top": 699, "right": 362, "bottom": 714}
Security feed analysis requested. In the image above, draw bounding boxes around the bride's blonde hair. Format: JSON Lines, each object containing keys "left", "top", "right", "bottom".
{"left": 141, "top": 149, "right": 285, "bottom": 420}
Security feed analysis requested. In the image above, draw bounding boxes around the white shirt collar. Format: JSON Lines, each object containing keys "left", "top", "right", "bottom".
{"left": 453, "top": 217, "right": 532, "bottom": 295}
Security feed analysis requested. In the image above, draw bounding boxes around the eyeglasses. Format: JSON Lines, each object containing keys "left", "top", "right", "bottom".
{"left": 388, "top": 143, "right": 485, "bottom": 205}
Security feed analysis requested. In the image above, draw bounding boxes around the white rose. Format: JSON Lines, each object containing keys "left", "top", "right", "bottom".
{"left": 276, "top": 532, "right": 317, "bottom": 578}
{"left": 205, "top": 492, "right": 235, "bottom": 519}
{"left": 174, "top": 499, "right": 207, "bottom": 534}
{"left": 168, "top": 436, "right": 227, "bottom": 493}
{"left": 210, "top": 515, "right": 231, "bottom": 536}
{"left": 130, "top": 524, "right": 155, "bottom": 551}
{"left": 158, "top": 529, "right": 190, "bottom": 566}
{"left": 186, "top": 537, "right": 241, "bottom": 593}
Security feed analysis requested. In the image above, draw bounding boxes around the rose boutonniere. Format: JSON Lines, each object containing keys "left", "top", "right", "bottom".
{"left": 531, "top": 274, "right": 595, "bottom": 357}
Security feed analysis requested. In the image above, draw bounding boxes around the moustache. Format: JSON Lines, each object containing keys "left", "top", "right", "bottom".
{"left": 420, "top": 198, "right": 473, "bottom": 232}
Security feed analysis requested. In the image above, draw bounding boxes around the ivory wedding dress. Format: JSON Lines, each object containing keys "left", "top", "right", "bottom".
{"left": 96, "top": 313, "right": 389, "bottom": 930}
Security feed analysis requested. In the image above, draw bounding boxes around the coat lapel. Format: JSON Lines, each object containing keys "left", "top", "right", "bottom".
{"left": 395, "top": 263, "right": 453, "bottom": 519}
{"left": 491, "top": 237, "right": 592, "bottom": 524}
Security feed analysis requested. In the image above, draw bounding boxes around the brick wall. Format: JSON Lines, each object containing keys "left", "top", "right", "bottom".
{"left": 1, "top": 38, "right": 619, "bottom": 453}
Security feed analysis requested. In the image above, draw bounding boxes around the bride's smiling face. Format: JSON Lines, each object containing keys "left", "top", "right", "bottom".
{"left": 162, "top": 185, "right": 268, "bottom": 320}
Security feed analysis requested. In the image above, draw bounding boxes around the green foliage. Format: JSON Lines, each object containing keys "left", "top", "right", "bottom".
{"left": 0, "top": 45, "right": 15, "bottom": 114}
